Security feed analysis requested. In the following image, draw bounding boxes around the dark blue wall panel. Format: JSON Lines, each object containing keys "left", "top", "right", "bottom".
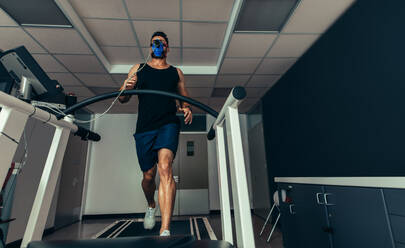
{"left": 262, "top": 0, "right": 405, "bottom": 178}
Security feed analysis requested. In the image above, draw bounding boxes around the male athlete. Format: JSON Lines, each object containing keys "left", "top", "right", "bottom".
{"left": 119, "top": 31, "right": 192, "bottom": 236}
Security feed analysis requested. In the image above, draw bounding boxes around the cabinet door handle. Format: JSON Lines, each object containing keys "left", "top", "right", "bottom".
{"left": 316, "top": 193, "right": 324, "bottom": 205}
{"left": 289, "top": 204, "right": 296, "bottom": 215}
{"left": 323, "top": 193, "right": 335, "bottom": 206}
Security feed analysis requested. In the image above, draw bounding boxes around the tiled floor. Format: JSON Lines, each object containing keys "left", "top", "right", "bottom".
{"left": 43, "top": 214, "right": 284, "bottom": 248}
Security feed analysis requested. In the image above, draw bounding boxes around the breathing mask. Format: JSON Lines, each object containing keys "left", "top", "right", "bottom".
{"left": 151, "top": 39, "right": 166, "bottom": 58}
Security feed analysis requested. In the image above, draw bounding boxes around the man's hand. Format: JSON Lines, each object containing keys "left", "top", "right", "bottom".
{"left": 119, "top": 64, "right": 139, "bottom": 104}
{"left": 179, "top": 106, "right": 192, "bottom": 125}
{"left": 124, "top": 74, "right": 137, "bottom": 90}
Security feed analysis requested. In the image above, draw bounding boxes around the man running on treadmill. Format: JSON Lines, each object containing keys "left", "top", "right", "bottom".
{"left": 118, "top": 31, "right": 192, "bottom": 236}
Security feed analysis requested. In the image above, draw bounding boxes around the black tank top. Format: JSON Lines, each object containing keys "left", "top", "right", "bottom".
{"left": 135, "top": 63, "right": 180, "bottom": 133}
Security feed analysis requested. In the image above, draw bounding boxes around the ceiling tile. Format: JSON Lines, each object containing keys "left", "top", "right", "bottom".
{"left": 142, "top": 47, "right": 181, "bottom": 66}
{"left": 209, "top": 97, "right": 226, "bottom": 106}
{"left": 267, "top": 34, "right": 320, "bottom": 57}
{"left": 216, "top": 75, "right": 250, "bottom": 87}
{"left": 111, "top": 74, "right": 128, "bottom": 85}
{"left": 0, "top": 27, "right": 46, "bottom": 53}
{"left": 0, "top": 8, "right": 18, "bottom": 26}
{"left": 239, "top": 98, "right": 260, "bottom": 111}
{"left": 183, "top": 22, "right": 227, "bottom": 48}
{"left": 55, "top": 54, "right": 106, "bottom": 73}
{"left": 184, "top": 75, "right": 215, "bottom": 87}
{"left": 245, "top": 87, "right": 268, "bottom": 98}
{"left": 48, "top": 72, "right": 82, "bottom": 86}
{"left": 247, "top": 75, "right": 280, "bottom": 87}
{"left": 183, "top": 0, "right": 234, "bottom": 21}
{"left": 193, "top": 97, "right": 210, "bottom": 105}
{"left": 183, "top": 48, "right": 219, "bottom": 66}
{"left": 25, "top": 27, "right": 92, "bottom": 54}
{"left": 187, "top": 87, "right": 212, "bottom": 97}
{"left": 219, "top": 58, "right": 261, "bottom": 74}
{"left": 63, "top": 86, "right": 95, "bottom": 97}
{"left": 32, "top": 54, "right": 67, "bottom": 72}
{"left": 282, "top": 0, "right": 355, "bottom": 33}
{"left": 102, "top": 46, "right": 143, "bottom": 64}
{"left": 75, "top": 73, "right": 117, "bottom": 87}
{"left": 256, "top": 58, "right": 296, "bottom": 74}
{"left": 134, "top": 21, "right": 180, "bottom": 47}
{"left": 226, "top": 33, "right": 277, "bottom": 57}
{"left": 125, "top": 0, "right": 180, "bottom": 19}
{"left": 84, "top": 19, "right": 137, "bottom": 46}
{"left": 70, "top": 0, "right": 127, "bottom": 19}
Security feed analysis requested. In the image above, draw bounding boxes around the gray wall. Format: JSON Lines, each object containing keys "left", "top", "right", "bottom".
{"left": 84, "top": 113, "right": 253, "bottom": 214}
{"left": 206, "top": 115, "right": 253, "bottom": 210}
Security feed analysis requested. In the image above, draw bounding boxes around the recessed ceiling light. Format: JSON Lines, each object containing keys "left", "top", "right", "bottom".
{"left": 0, "top": 0, "right": 72, "bottom": 27}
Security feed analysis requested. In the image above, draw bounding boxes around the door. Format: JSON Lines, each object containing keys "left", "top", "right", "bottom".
{"left": 177, "top": 134, "right": 209, "bottom": 215}
{"left": 54, "top": 134, "right": 89, "bottom": 228}
{"left": 324, "top": 186, "right": 393, "bottom": 248}
{"left": 155, "top": 133, "right": 209, "bottom": 216}
{"left": 248, "top": 122, "right": 270, "bottom": 218}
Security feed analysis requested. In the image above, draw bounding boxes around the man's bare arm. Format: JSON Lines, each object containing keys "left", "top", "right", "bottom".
{"left": 119, "top": 64, "right": 140, "bottom": 103}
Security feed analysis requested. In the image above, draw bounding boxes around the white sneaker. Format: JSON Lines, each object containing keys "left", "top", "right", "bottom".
{"left": 143, "top": 207, "right": 156, "bottom": 230}
{"left": 160, "top": 230, "right": 171, "bottom": 236}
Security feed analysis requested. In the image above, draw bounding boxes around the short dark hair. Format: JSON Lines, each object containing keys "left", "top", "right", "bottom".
{"left": 151, "top": 31, "right": 169, "bottom": 47}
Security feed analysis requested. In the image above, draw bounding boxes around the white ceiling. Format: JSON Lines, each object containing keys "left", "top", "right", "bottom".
{"left": 0, "top": 0, "right": 355, "bottom": 114}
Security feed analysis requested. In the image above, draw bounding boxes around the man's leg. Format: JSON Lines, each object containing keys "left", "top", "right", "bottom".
{"left": 157, "top": 148, "right": 176, "bottom": 234}
{"left": 142, "top": 165, "right": 157, "bottom": 208}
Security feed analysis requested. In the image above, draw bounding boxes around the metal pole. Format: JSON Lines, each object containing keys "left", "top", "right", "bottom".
{"left": 225, "top": 106, "right": 255, "bottom": 248}
{"left": 259, "top": 203, "right": 276, "bottom": 236}
{"left": 267, "top": 213, "right": 281, "bottom": 243}
{"left": 215, "top": 123, "right": 233, "bottom": 244}
{"left": 21, "top": 123, "right": 71, "bottom": 248}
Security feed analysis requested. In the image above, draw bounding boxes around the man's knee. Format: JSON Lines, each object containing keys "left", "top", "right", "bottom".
{"left": 143, "top": 167, "right": 156, "bottom": 183}
{"left": 158, "top": 161, "right": 172, "bottom": 181}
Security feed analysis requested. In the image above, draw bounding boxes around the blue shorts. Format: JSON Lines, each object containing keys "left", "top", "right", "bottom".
{"left": 134, "top": 123, "right": 180, "bottom": 172}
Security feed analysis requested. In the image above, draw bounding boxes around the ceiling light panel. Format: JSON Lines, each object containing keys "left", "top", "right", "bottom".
{"left": 84, "top": 19, "right": 137, "bottom": 46}
{"left": 282, "top": 0, "right": 355, "bottom": 33}
{"left": 70, "top": 0, "right": 127, "bottom": 19}
{"left": 225, "top": 33, "right": 277, "bottom": 57}
{"left": 182, "top": 0, "right": 234, "bottom": 21}
{"left": 125, "top": 0, "right": 180, "bottom": 19}
{"left": 0, "top": 0, "right": 71, "bottom": 26}
{"left": 235, "top": 0, "right": 299, "bottom": 31}
{"left": 183, "top": 22, "right": 227, "bottom": 48}
{"left": 25, "top": 27, "right": 92, "bottom": 54}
